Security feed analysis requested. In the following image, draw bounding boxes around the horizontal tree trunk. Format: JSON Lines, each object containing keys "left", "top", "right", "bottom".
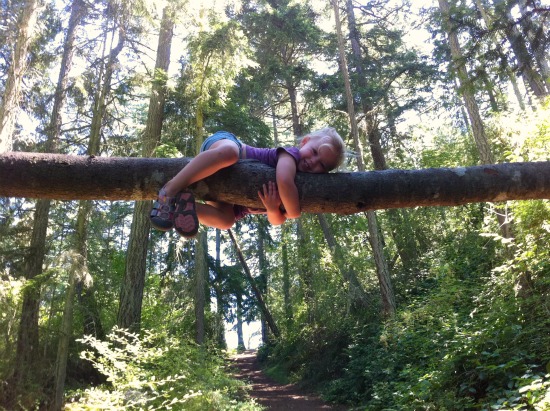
{"left": 0, "top": 152, "right": 549, "bottom": 214}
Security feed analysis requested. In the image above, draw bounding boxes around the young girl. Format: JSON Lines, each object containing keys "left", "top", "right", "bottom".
{"left": 150, "top": 128, "right": 345, "bottom": 237}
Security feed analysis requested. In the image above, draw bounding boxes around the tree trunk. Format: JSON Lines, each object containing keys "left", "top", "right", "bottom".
{"left": 439, "top": 0, "right": 495, "bottom": 165}
{"left": 317, "top": 214, "right": 369, "bottom": 311}
{"left": 517, "top": 0, "right": 550, "bottom": 91}
{"left": 297, "top": 219, "right": 315, "bottom": 323}
{"left": 346, "top": 0, "right": 421, "bottom": 274}
{"left": 1, "top": 153, "right": 549, "bottom": 210}
{"left": 282, "top": 224, "right": 293, "bottom": 330}
{"left": 52, "top": 253, "right": 82, "bottom": 411}
{"left": 9, "top": 0, "right": 76, "bottom": 401}
{"left": 10, "top": 198, "right": 49, "bottom": 399}
{"left": 87, "top": 24, "right": 126, "bottom": 155}
{"left": 45, "top": 0, "right": 86, "bottom": 152}
{"left": 366, "top": 210, "right": 395, "bottom": 315}
{"left": 74, "top": 200, "right": 104, "bottom": 340}
{"left": 0, "top": 0, "right": 42, "bottom": 153}
{"left": 214, "top": 229, "right": 226, "bottom": 348}
{"left": 257, "top": 221, "right": 269, "bottom": 344}
{"left": 236, "top": 294, "right": 246, "bottom": 352}
{"left": 228, "top": 229, "right": 280, "bottom": 338}
{"left": 117, "top": 6, "right": 174, "bottom": 332}
{"left": 439, "top": 0, "right": 515, "bottom": 238}
{"left": 493, "top": 0, "right": 548, "bottom": 98}
{"left": 287, "top": 82, "right": 302, "bottom": 137}
{"left": 117, "top": 201, "right": 150, "bottom": 332}
{"left": 194, "top": 231, "right": 208, "bottom": 345}
{"left": 474, "top": 0, "right": 525, "bottom": 110}
{"left": 142, "top": 6, "right": 175, "bottom": 156}
{"left": 333, "top": 0, "right": 395, "bottom": 316}
{"left": 81, "top": 16, "right": 127, "bottom": 334}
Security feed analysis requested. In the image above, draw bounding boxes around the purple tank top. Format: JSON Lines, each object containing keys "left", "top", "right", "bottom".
{"left": 234, "top": 146, "right": 301, "bottom": 221}
{"left": 244, "top": 146, "right": 300, "bottom": 167}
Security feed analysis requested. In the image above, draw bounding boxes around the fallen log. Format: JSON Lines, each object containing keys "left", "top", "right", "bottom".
{"left": 0, "top": 152, "right": 548, "bottom": 214}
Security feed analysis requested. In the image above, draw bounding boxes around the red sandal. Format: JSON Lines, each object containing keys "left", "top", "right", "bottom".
{"left": 173, "top": 190, "right": 199, "bottom": 238}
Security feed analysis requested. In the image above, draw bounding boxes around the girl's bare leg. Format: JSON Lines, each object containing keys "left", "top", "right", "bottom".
{"left": 196, "top": 202, "right": 235, "bottom": 230}
{"left": 163, "top": 140, "right": 240, "bottom": 197}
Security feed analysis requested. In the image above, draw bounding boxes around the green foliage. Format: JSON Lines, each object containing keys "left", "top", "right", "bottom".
{"left": 66, "top": 327, "right": 262, "bottom": 410}
{"left": 260, "top": 321, "right": 352, "bottom": 389}
{"left": 0, "top": 273, "right": 23, "bottom": 377}
{"left": 317, "top": 192, "right": 550, "bottom": 409}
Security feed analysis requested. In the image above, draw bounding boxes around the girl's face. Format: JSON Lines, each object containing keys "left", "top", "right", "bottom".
{"left": 297, "top": 136, "right": 338, "bottom": 173}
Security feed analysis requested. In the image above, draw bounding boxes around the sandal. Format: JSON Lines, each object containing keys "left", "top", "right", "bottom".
{"left": 150, "top": 188, "right": 175, "bottom": 231}
{"left": 173, "top": 190, "right": 199, "bottom": 238}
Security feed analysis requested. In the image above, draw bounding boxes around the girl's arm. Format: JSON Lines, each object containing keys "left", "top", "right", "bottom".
{"left": 258, "top": 181, "right": 286, "bottom": 225}
{"left": 275, "top": 152, "right": 301, "bottom": 219}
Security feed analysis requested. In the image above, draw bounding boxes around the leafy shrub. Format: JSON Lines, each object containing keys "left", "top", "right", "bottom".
{"left": 321, "top": 209, "right": 550, "bottom": 410}
{"left": 65, "top": 327, "right": 262, "bottom": 410}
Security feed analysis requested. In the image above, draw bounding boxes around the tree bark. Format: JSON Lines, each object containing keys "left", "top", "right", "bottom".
{"left": 1, "top": 153, "right": 549, "bottom": 210}
{"left": 83, "top": 12, "right": 127, "bottom": 335}
{"left": 87, "top": 24, "right": 126, "bottom": 155}
{"left": 9, "top": 1, "right": 84, "bottom": 405}
{"left": 117, "top": 200, "right": 150, "bottom": 332}
{"left": 46, "top": 0, "right": 86, "bottom": 152}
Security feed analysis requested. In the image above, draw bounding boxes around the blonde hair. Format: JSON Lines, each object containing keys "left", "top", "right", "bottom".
{"left": 303, "top": 127, "right": 346, "bottom": 171}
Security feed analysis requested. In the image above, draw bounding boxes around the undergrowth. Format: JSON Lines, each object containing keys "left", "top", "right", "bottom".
{"left": 261, "top": 200, "right": 550, "bottom": 410}
{"left": 65, "top": 327, "right": 262, "bottom": 410}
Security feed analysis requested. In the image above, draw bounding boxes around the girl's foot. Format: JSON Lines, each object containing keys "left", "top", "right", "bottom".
{"left": 150, "top": 188, "right": 175, "bottom": 231}
{"left": 173, "top": 190, "right": 199, "bottom": 238}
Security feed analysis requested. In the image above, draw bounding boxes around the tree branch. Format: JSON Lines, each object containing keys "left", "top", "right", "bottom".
{"left": 0, "top": 152, "right": 548, "bottom": 214}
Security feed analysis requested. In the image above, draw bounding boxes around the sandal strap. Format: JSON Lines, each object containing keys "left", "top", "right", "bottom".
{"left": 150, "top": 207, "right": 171, "bottom": 218}
{"left": 151, "top": 198, "right": 174, "bottom": 219}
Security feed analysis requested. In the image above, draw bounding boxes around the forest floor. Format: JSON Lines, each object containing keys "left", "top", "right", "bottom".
{"left": 230, "top": 350, "right": 349, "bottom": 410}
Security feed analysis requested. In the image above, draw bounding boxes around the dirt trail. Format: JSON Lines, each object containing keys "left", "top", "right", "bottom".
{"left": 230, "top": 350, "right": 348, "bottom": 410}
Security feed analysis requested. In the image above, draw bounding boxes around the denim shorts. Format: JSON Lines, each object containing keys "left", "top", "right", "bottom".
{"left": 200, "top": 131, "right": 243, "bottom": 156}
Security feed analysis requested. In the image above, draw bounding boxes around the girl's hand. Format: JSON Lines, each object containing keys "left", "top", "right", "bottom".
{"left": 258, "top": 181, "right": 286, "bottom": 225}
{"left": 258, "top": 181, "right": 281, "bottom": 211}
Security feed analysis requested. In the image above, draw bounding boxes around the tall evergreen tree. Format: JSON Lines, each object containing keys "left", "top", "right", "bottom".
{"left": 118, "top": 4, "right": 175, "bottom": 332}
{"left": 332, "top": 0, "right": 395, "bottom": 316}
{"left": 239, "top": 0, "right": 325, "bottom": 136}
